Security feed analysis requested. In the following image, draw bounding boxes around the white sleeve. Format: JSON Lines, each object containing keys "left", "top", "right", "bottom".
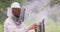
{"left": 21, "top": 27, "right": 35, "bottom": 32}
{"left": 28, "top": 29, "right": 35, "bottom": 32}
{"left": 4, "top": 19, "right": 15, "bottom": 32}
{"left": 4, "top": 25, "right": 8, "bottom": 32}
{"left": 20, "top": 23, "right": 29, "bottom": 32}
{"left": 21, "top": 24, "right": 35, "bottom": 32}
{"left": 4, "top": 20, "right": 9, "bottom": 32}
{"left": 22, "top": 27, "right": 29, "bottom": 32}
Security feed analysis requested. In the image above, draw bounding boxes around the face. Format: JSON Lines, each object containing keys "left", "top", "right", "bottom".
{"left": 12, "top": 8, "right": 21, "bottom": 18}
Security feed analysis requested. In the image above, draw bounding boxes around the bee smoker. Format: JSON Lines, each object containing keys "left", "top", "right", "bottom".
{"left": 35, "top": 19, "right": 45, "bottom": 32}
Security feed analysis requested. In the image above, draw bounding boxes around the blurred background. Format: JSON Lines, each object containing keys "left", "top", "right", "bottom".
{"left": 0, "top": 0, "right": 60, "bottom": 32}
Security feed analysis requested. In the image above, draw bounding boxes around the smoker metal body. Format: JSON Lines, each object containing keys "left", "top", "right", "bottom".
{"left": 35, "top": 19, "right": 45, "bottom": 32}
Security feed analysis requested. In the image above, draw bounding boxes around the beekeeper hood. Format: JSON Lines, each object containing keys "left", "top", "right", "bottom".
{"left": 7, "top": 2, "right": 21, "bottom": 17}
{"left": 7, "top": 2, "right": 25, "bottom": 25}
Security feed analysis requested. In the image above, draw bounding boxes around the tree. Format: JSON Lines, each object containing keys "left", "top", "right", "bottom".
{"left": 0, "top": 0, "right": 25, "bottom": 21}
{"left": 50, "top": 0, "right": 60, "bottom": 6}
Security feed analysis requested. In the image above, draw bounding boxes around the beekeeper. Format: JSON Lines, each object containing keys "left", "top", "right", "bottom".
{"left": 4, "top": 2, "right": 38, "bottom": 32}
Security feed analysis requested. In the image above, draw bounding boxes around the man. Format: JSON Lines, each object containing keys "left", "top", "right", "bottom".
{"left": 4, "top": 2, "right": 38, "bottom": 32}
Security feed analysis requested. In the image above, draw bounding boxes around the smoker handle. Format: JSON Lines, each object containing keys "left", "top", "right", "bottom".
{"left": 35, "top": 19, "right": 45, "bottom": 32}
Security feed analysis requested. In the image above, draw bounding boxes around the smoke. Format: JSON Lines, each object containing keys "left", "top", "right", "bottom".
{"left": 23, "top": 0, "right": 51, "bottom": 25}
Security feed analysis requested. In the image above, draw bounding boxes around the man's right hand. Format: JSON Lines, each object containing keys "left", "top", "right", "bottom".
{"left": 28, "top": 23, "right": 39, "bottom": 30}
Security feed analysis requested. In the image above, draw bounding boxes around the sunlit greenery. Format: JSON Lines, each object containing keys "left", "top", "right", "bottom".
{"left": 50, "top": 0, "right": 60, "bottom": 6}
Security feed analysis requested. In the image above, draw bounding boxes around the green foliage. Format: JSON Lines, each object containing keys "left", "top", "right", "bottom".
{"left": 50, "top": 0, "right": 60, "bottom": 6}
{"left": 0, "top": 24, "right": 3, "bottom": 32}
{"left": 0, "top": 0, "right": 25, "bottom": 21}
{"left": 45, "top": 19, "right": 60, "bottom": 32}
{"left": 0, "top": 21, "right": 3, "bottom": 32}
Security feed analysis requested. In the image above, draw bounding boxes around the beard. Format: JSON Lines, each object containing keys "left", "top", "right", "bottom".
{"left": 14, "top": 15, "right": 20, "bottom": 18}
{"left": 12, "top": 16, "right": 22, "bottom": 26}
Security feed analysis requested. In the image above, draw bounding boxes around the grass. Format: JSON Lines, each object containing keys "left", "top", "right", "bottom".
{"left": 45, "top": 19, "right": 60, "bottom": 32}
{"left": 0, "top": 24, "right": 3, "bottom": 32}
{"left": 0, "top": 21, "right": 4, "bottom": 32}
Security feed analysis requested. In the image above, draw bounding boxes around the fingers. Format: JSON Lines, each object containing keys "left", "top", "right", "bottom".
{"left": 34, "top": 25, "right": 39, "bottom": 29}
{"left": 33, "top": 24, "right": 39, "bottom": 29}
{"left": 28, "top": 23, "right": 39, "bottom": 30}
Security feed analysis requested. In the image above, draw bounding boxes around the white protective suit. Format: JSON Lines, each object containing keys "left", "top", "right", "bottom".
{"left": 4, "top": 2, "right": 35, "bottom": 32}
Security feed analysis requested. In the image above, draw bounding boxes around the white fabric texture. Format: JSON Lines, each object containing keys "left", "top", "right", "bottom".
{"left": 11, "top": 2, "right": 21, "bottom": 8}
{"left": 4, "top": 18, "right": 35, "bottom": 32}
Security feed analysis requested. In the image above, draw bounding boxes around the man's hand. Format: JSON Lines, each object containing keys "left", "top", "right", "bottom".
{"left": 28, "top": 23, "right": 39, "bottom": 30}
